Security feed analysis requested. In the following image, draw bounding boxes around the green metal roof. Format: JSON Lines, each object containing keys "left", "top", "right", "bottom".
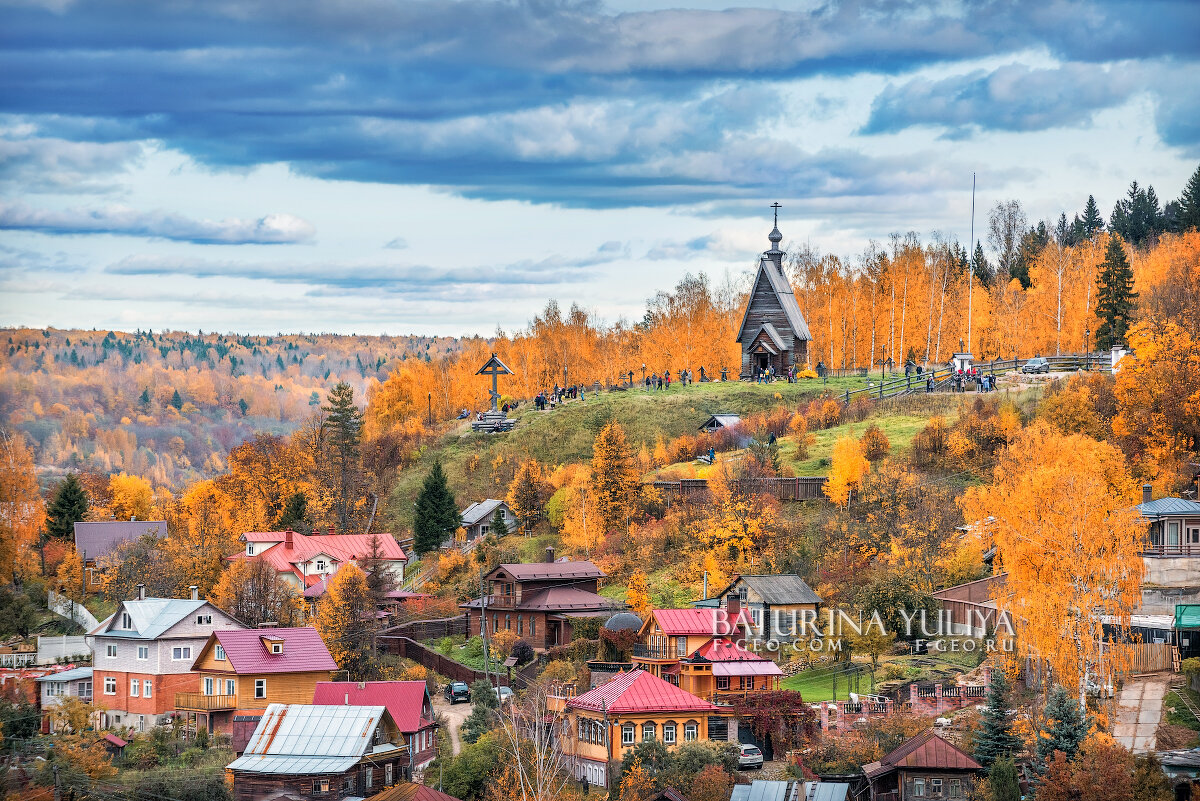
{"left": 1175, "top": 605, "right": 1200, "bottom": 629}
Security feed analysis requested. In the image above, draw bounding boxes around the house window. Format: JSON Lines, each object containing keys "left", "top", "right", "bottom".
{"left": 130, "top": 679, "right": 139, "bottom": 697}
{"left": 498, "top": 509, "right": 506, "bottom": 519}
{"left": 505, "top": 615, "right": 511, "bottom": 630}
{"left": 364, "top": 767, "right": 373, "bottom": 789}
{"left": 529, "top": 617, "right": 536, "bottom": 638}
{"left": 172, "top": 647, "right": 191, "bottom": 660}
{"left": 930, "top": 779, "right": 942, "bottom": 795}
{"left": 642, "top": 721, "right": 656, "bottom": 741}
{"left": 106, "top": 645, "right": 117, "bottom": 658}
{"left": 1168, "top": 521, "right": 1181, "bottom": 547}
{"left": 204, "top": 677, "right": 214, "bottom": 695}
{"left": 143, "top": 680, "right": 152, "bottom": 698}
{"left": 1189, "top": 526, "right": 1200, "bottom": 545}
{"left": 315, "top": 779, "right": 329, "bottom": 794}
{"left": 684, "top": 722, "right": 698, "bottom": 741}
{"left": 215, "top": 645, "right": 225, "bottom": 661}
{"left": 481, "top": 525, "right": 490, "bottom": 535}
{"left": 121, "top": 612, "right": 132, "bottom": 629}
{"left": 271, "top": 641, "right": 283, "bottom": 654}
{"left": 247, "top": 544, "right": 255, "bottom": 556}
{"left": 517, "top": 616, "right": 523, "bottom": 635}
{"left": 103, "top": 677, "right": 116, "bottom": 695}
{"left": 226, "top": 679, "right": 236, "bottom": 695}
{"left": 385, "top": 764, "right": 393, "bottom": 785}
{"left": 622, "top": 724, "right": 635, "bottom": 745}
{"left": 493, "top": 614, "right": 499, "bottom": 633}
{"left": 255, "top": 679, "right": 266, "bottom": 699}
{"left": 663, "top": 723, "right": 676, "bottom": 744}
{"left": 196, "top": 614, "right": 212, "bottom": 625}
{"left": 316, "top": 559, "right": 326, "bottom": 571}
{"left": 913, "top": 778, "right": 925, "bottom": 797}
{"left": 137, "top": 646, "right": 149, "bottom": 660}
{"left": 949, "top": 779, "right": 963, "bottom": 798}
{"left": 80, "top": 681, "right": 91, "bottom": 697}
{"left": 716, "top": 676, "right": 730, "bottom": 691}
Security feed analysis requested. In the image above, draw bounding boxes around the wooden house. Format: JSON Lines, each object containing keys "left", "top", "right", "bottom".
{"left": 735, "top": 217, "right": 812, "bottom": 379}
{"left": 862, "top": 729, "right": 981, "bottom": 800}
{"left": 460, "top": 499, "right": 520, "bottom": 542}
{"left": 460, "top": 551, "right": 624, "bottom": 650}
{"left": 179, "top": 626, "right": 337, "bottom": 743}
{"left": 74, "top": 519, "right": 168, "bottom": 592}
{"left": 313, "top": 681, "right": 439, "bottom": 772}
{"left": 558, "top": 669, "right": 730, "bottom": 789}
{"left": 694, "top": 575, "right": 822, "bottom": 640}
{"left": 226, "top": 703, "right": 409, "bottom": 801}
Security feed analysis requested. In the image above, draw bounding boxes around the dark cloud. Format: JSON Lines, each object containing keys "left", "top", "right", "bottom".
{"left": 861, "top": 62, "right": 1151, "bottom": 137}
{"left": 0, "top": 201, "right": 316, "bottom": 244}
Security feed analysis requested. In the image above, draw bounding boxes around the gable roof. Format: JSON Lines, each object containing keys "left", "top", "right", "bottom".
{"left": 648, "top": 608, "right": 751, "bottom": 636}
{"left": 862, "top": 729, "right": 981, "bottom": 779}
{"left": 372, "top": 783, "right": 462, "bottom": 801}
{"left": 568, "top": 669, "right": 719, "bottom": 714}
{"left": 226, "top": 703, "right": 398, "bottom": 775}
{"left": 736, "top": 256, "right": 812, "bottom": 344}
{"left": 36, "top": 666, "right": 93, "bottom": 683}
{"left": 313, "top": 681, "right": 433, "bottom": 733}
{"left": 489, "top": 560, "right": 604, "bottom": 582}
{"left": 715, "top": 575, "right": 822, "bottom": 606}
{"left": 92, "top": 599, "right": 220, "bottom": 640}
{"left": 461, "top": 499, "right": 509, "bottom": 526}
{"left": 700, "top": 414, "right": 742, "bottom": 431}
{"left": 204, "top": 627, "right": 337, "bottom": 674}
{"left": 74, "top": 520, "right": 167, "bottom": 560}
{"left": 691, "top": 638, "right": 768, "bottom": 663}
{"left": 237, "top": 531, "right": 406, "bottom": 581}
{"left": 1137, "top": 498, "right": 1200, "bottom": 518}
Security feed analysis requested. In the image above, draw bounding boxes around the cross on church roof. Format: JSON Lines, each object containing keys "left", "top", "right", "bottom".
{"left": 771, "top": 202, "right": 781, "bottom": 226}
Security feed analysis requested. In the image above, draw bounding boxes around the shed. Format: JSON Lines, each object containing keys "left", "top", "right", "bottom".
{"left": 699, "top": 414, "right": 741, "bottom": 433}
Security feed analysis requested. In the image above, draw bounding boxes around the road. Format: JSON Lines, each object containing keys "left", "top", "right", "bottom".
{"left": 432, "top": 694, "right": 472, "bottom": 756}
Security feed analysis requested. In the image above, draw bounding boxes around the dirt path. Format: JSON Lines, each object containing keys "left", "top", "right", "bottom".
{"left": 433, "top": 695, "right": 472, "bottom": 756}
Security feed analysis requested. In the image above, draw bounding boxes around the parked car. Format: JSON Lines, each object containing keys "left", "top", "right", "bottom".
{"left": 1021, "top": 357, "right": 1050, "bottom": 374}
{"left": 738, "top": 743, "right": 764, "bottom": 770}
{"left": 444, "top": 682, "right": 471, "bottom": 704}
{"left": 493, "top": 685, "right": 515, "bottom": 705}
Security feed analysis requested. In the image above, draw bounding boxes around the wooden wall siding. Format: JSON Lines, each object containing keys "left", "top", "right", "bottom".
{"left": 649, "top": 476, "right": 827, "bottom": 502}
{"left": 231, "top": 756, "right": 410, "bottom": 801}
{"left": 229, "top": 670, "right": 337, "bottom": 707}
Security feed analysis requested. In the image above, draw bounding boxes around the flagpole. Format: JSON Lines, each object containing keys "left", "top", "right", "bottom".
{"left": 968, "top": 172, "right": 975, "bottom": 354}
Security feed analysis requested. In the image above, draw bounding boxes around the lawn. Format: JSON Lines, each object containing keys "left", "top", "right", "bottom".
{"left": 779, "top": 413, "right": 941, "bottom": 475}
{"left": 1165, "top": 688, "right": 1200, "bottom": 731}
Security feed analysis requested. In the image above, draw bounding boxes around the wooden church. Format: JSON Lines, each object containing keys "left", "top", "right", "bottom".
{"left": 736, "top": 209, "right": 812, "bottom": 378}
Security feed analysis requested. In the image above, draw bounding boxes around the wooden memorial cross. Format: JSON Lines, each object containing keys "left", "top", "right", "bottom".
{"left": 476, "top": 353, "right": 514, "bottom": 413}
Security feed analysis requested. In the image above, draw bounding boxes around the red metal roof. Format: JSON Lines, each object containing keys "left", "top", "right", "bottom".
{"left": 651, "top": 608, "right": 752, "bottom": 636}
{"left": 568, "top": 669, "right": 719, "bottom": 714}
{"left": 491, "top": 560, "right": 604, "bottom": 581}
{"left": 865, "top": 729, "right": 982, "bottom": 777}
{"left": 692, "top": 638, "right": 766, "bottom": 662}
{"left": 240, "top": 531, "right": 407, "bottom": 576}
{"left": 312, "top": 681, "right": 434, "bottom": 734}
{"left": 210, "top": 627, "right": 337, "bottom": 674}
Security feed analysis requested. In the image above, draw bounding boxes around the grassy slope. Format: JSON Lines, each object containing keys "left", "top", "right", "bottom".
{"left": 384, "top": 377, "right": 873, "bottom": 529}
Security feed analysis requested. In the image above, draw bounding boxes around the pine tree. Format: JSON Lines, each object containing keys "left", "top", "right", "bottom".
{"left": 361, "top": 532, "right": 396, "bottom": 604}
{"left": 170, "top": 389, "right": 183, "bottom": 409}
{"left": 591, "top": 420, "right": 638, "bottom": 535}
{"left": 1035, "top": 685, "right": 1090, "bottom": 769}
{"left": 322, "top": 382, "right": 364, "bottom": 532}
{"left": 315, "top": 563, "right": 377, "bottom": 680}
{"left": 506, "top": 460, "right": 545, "bottom": 535}
{"left": 46, "top": 474, "right": 89, "bottom": 540}
{"left": 1094, "top": 235, "right": 1137, "bottom": 350}
{"left": 460, "top": 678, "right": 499, "bottom": 745}
{"left": 1179, "top": 163, "right": 1200, "bottom": 231}
{"left": 1082, "top": 194, "right": 1104, "bottom": 238}
{"left": 983, "top": 756, "right": 1020, "bottom": 801}
{"left": 138, "top": 388, "right": 151, "bottom": 411}
{"left": 971, "top": 241, "right": 992, "bottom": 289}
{"left": 413, "top": 462, "right": 458, "bottom": 555}
{"left": 489, "top": 507, "right": 509, "bottom": 539}
{"left": 275, "top": 492, "right": 308, "bottom": 532}
{"left": 974, "top": 668, "right": 1022, "bottom": 768}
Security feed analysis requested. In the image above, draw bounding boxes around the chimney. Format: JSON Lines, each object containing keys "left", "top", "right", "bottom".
{"left": 726, "top": 593, "right": 740, "bottom": 619}
{"left": 137, "top": 583, "right": 146, "bottom": 601}
{"left": 328, "top": 526, "right": 335, "bottom": 536}
{"left": 345, "top": 693, "right": 350, "bottom": 706}
{"left": 189, "top": 585, "right": 198, "bottom": 601}
{"left": 1143, "top": 484, "right": 1153, "bottom": 505}
{"left": 284, "top": 529, "right": 293, "bottom": 549}
{"left": 130, "top": 515, "right": 136, "bottom": 522}
{"left": 545, "top": 546, "right": 555, "bottom": 563}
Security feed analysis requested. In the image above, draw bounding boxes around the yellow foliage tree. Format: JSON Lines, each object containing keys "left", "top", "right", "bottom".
{"left": 108, "top": 472, "right": 153, "bottom": 521}
{"left": 591, "top": 421, "right": 638, "bottom": 535}
{"left": 314, "top": 563, "right": 376, "bottom": 679}
{"left": 0, "top": 430, "right": 43, "bottom": 581}
{"left": 626, "top": 571, "right": 652, "bottom": 619}
{"left": 824, "top": 437, "right": 870, "bottom": 506}
{"left": 961, "top": 422, "right": 1146, "bottom": 708}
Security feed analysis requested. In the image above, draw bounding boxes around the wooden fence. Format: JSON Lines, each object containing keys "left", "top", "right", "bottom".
{"left": 650, "top": 476, "right": 827, "bottom": 502}
{"left": 1121, "top": 642, "right": 1177, "bottom": 675}
{"left": 381, "top": 615, "right": 467, "bottom": 642}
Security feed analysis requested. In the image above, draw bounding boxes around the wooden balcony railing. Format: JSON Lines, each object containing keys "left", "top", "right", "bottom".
{"left": 175, "top": 693, "right": 236, "bottom": 712}
{"left": 1142, "top": 542, "right": 1200, "bottom": 557}
{"left": 631, "top": 644, "right": 683, "bottom": 660}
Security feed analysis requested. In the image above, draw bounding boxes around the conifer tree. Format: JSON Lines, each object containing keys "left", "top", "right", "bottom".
{"left": 506, "top": 460, "right": 545, "bottom": 535}
{"left": 971, "top": 241, "right": 992, "bottom": 289}
{"left": 275, "top": 492, "right": 308, "bottom": 532}
{"left": 1179, "top": 163, "right": 1200, "bottom": 231}
{"left": 413, "top": 462, "right": 458, "bottom": 555}
{"left": 1082, "top": 194, "right": 1104, "bottom": 238}
{"left": 170, "top": 389, "right": 183, "bottom": 409}
{"left": 361, "top": 532, "right": 396, "bottom": 604}
{"left": 974, "top": 668, "right": 1022, "bottom": 768}
{"left": 46, "top": 474, "right": 88, "bottom": 540}
{"left": 489, "top": 507, "right": 509, "bottom": 539}
{"left": 591, "top": 420, "right": 638, "bottom": 535}
{"left": 983, "top": 756, "right": 1020, "bottom": 801}
{"left": 1035, "top": 685, "right": 1090, "bottom": 769}
{"left": 322, "top": 381, "right": 364, "bottom": 532}
{"left": 460, "top": 678, "right": 499, "bottom": 745}
{"left": 1094, "top": 235, "right": 1137, "bottom": 350}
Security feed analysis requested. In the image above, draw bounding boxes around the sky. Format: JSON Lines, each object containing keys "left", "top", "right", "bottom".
{"left": 1, "top": 0, "right": 1198, "bottom": 337}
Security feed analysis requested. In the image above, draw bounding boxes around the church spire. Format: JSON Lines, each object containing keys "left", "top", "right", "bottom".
{"left": 766, "top": 202, "right": 784, "bottom": 267}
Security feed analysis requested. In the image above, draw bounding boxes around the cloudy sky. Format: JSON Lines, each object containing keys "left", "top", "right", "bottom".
{"left": 1, "top": 0, "right": 1198, "bottom": 336}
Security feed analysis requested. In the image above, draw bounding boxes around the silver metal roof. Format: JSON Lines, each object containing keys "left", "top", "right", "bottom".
{"left": 226, "top": 754, "right": 361, "bottom": 775}
{"left": 1137, "top": 498, "right": 1200, "bottom": 518}
{"left": 228, "top": 703, "right": 400, "bottom": 775}
{"left": 91, "top": 599, "right": 211, "bottom": 640}
{"left": 35, "top": 666, "right": 93, "bottom": 682}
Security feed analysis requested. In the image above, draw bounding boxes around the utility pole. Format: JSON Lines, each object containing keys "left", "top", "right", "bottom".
{"left": 968, "top": 172, "right": 976, "bottom": 354}
{"left": 479, "top": 570, "right": 492, "bottom": 686}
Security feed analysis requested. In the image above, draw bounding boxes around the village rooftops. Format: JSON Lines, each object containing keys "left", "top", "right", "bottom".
{"left": 494, "top": 560, "right": 605, "bottom": 581}
{"left": 648, "top": 608, "right": 753, "bottom": 636}
{"left": 568, "top": 669, "right": 719, "bottom": 714}
{"left": 90, "top": 598, "right": 219, "bottom": 640}
{"left": 712, "top": 574, "right": 822, "bottom": 606}
{"left": 461, "top": 499, "right": 508, "bottom": 526}
{"left": 1137, "top": 497, "right": 1200, "bottom": 519}
{"left": 861, "top": 729, "right": 981, "bottom": 779}
{"left": 312, "top": 681, "right": 433, "bottom": 734}
{"left": 74, "top": 519, "right": 167, "bottom": 561}
{"left": 195, "top": 627, "right": 337, "bottom": 674}
{"left": 226, "top": 703, "right": 403, "bottom": 775}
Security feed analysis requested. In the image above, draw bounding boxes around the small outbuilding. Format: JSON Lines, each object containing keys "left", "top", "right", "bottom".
{"left": 699, "top": 414, "right": 741, "bottom": 433}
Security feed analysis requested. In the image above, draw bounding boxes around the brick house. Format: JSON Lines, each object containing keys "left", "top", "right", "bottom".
{"left": 313, "top": 681, "right": 439, "bottom": 772}
{"left": 226, "top": 703, "right": 410, "bottom": 801}
{"left": 460, "top": 553, "right": 624, "bottom": 650}
{"left": 87, "top": 586, "right": 244, "bottom": 731}
{"left": 862, "top": 729, "right": 981, "bottom": 800}
{"left": 178, "top": 627, "right": 337, "bottom": 744}
{"left": 233, "top": 529, "right": 407, "bottom": 591}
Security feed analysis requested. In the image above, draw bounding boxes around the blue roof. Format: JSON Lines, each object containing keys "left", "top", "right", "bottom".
{"left": 35, "top": 666, "right": 93, "bottom": 682}
{"left": 93, "top": 598, "right": 211, "bottom": 639}
{"left": 1137, "top": 498, "right": 1200, "bottom": 519}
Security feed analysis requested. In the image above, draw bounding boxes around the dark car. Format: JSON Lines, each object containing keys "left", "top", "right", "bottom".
{"left": 1021, "top": 357, "right": 1050, "bottom": 374}
{"left": 444, "top": 681, "right": 471, "bottom": 704}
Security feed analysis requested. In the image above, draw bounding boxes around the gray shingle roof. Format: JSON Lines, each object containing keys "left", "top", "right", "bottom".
{"left": 74, "top": 520, "right": 167, "bottom": 560}
{"left": 717, "top": 574, "right": 822, "bottom": 605}
{"left": 461, "top": 499, "right": 507, "bottom": 526}
{"left": 1137, "top": 498, "right": 1200, "bottom": 518}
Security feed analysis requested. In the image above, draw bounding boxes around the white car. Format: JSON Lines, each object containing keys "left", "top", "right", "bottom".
{"left": 493, "top": 685, "right": 515, "bottom": 705}
{"left": 738, "top": 743, "right": 764, "bottom": 770}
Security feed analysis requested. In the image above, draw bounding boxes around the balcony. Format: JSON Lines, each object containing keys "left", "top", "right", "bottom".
{"left": 480, "top": 594, "right": 518, "bottom": 608}
{"left": 1142, "top": 542, "right": 1200, "bottom": 557}
{"left": 175, "top": 693, "right": 236, "bottom": 712}
{"left": 631, "top": 644, "right": 683, "bottom": 661}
